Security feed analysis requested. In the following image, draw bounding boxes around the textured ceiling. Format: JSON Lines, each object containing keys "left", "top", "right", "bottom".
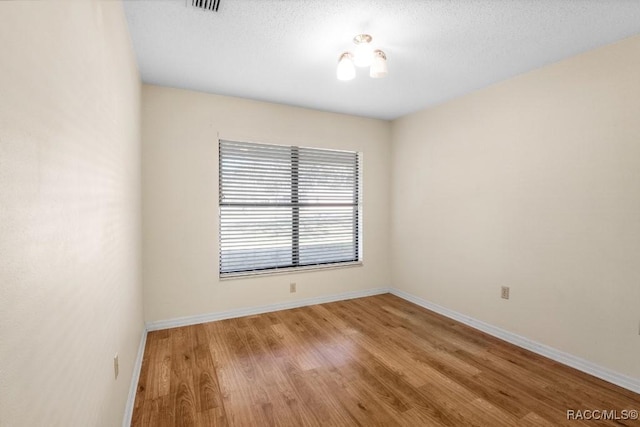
{"left": 123, "top": 0, "right": 640, "bottom": 120}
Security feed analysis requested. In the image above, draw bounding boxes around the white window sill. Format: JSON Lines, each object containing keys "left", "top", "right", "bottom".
{"left": 219, "top": 261, "right": 363, "bottom": 281}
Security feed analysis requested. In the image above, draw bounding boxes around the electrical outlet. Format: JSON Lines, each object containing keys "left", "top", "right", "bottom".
{"left": 114, "top": 353, "right": 119, "bottom": 379}
{"left": 501, "top": 286, "right": 510, "bottom": 300}
{"left": 290, "top": 282, "right": 296, "bottom": 293}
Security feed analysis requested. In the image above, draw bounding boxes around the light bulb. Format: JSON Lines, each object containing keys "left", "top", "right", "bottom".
{"left": 353, "top": 34, "right": 373, "bottom": 67}
{"left": 336, "top": 52, "right": 355, "bottom": 81}
{"left": 370, "top": 50, "right": 388, "bottom": 78}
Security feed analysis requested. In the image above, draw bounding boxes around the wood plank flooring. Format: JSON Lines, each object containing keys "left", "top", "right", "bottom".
{"left": 131, "top": 294, "right": 640, "bottom": 426}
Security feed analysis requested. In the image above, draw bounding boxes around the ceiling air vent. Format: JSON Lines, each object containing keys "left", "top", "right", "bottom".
{"left": 191, "top": 0, "right": 221, "bottom": 12}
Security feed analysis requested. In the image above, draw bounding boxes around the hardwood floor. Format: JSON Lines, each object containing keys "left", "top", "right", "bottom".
{"left": 131, "top": 294, "right": 640, "bottom": 426}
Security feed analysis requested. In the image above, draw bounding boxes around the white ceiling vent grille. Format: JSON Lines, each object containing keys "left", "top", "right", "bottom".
{"left": 191, "top": 0, "right": 220, "bottom": 12}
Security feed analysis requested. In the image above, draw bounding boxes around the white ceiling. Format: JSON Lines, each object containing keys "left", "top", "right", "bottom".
{"left": 123, "top": 0, "right": 640, "bottom": 120}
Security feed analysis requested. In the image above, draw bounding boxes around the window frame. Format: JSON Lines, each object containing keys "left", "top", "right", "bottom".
{"left": 218, "top": 139, "right": 362, "bottom": 278}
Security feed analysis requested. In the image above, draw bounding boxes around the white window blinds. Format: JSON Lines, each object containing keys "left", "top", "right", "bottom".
{"left": 219, "top": 140, "right": 361, "bottom": 276}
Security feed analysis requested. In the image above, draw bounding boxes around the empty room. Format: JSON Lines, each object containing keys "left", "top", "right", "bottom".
{"left": 1, "top": 0, "right": 640, "bottom": 426}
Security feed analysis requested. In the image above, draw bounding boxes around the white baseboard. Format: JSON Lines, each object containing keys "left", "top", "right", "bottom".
{"left": 388, "top": 288, "right": 640, "bottom": 395}
{"left": 145, "top": 287, "right": 390, "bottom": 331}
{"left": 122, "top": 327, "right": 148, "bottom": 427}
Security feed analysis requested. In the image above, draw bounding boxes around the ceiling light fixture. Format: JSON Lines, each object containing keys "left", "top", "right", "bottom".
{"left": 336, "top": 34, "right": 388, "bottom": 81}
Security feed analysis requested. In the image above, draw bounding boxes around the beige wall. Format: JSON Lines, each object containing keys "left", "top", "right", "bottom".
{"left": 0, "top": 2, "right": 143, "bottom": 426}
{"left": 141, "top": 85, "right": 391, "bottom": 322}
{"left": 391, "top": 35, "right": 640, "bottom": 380}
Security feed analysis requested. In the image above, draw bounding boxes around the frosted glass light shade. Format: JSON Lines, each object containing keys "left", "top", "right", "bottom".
{"left": 336, "top": 52, "right": 356, "bottom": 81}
{"left": 353, "top": 34, "right": 373, "bottom": 67}
{"left": 370, "top": 50, "right": 388, "bottom": 78}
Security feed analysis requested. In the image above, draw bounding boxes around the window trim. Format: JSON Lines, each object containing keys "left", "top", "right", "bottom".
{"left": 219, "top": 260, "right": 364, "bottom": 281}
{"left": 218, "top": 139, "right": 362, "bottom": 278}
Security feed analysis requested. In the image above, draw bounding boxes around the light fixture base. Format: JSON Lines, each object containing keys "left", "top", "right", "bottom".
{"left": 353, "top": 34, "right": 372, "bottom": 45}
{"left": 373, "top": 50, "right": 386, "bottom": 60}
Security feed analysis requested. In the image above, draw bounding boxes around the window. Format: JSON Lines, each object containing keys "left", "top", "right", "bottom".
{"left": 219, "top": 140, "right": 361, "bottom": 276}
